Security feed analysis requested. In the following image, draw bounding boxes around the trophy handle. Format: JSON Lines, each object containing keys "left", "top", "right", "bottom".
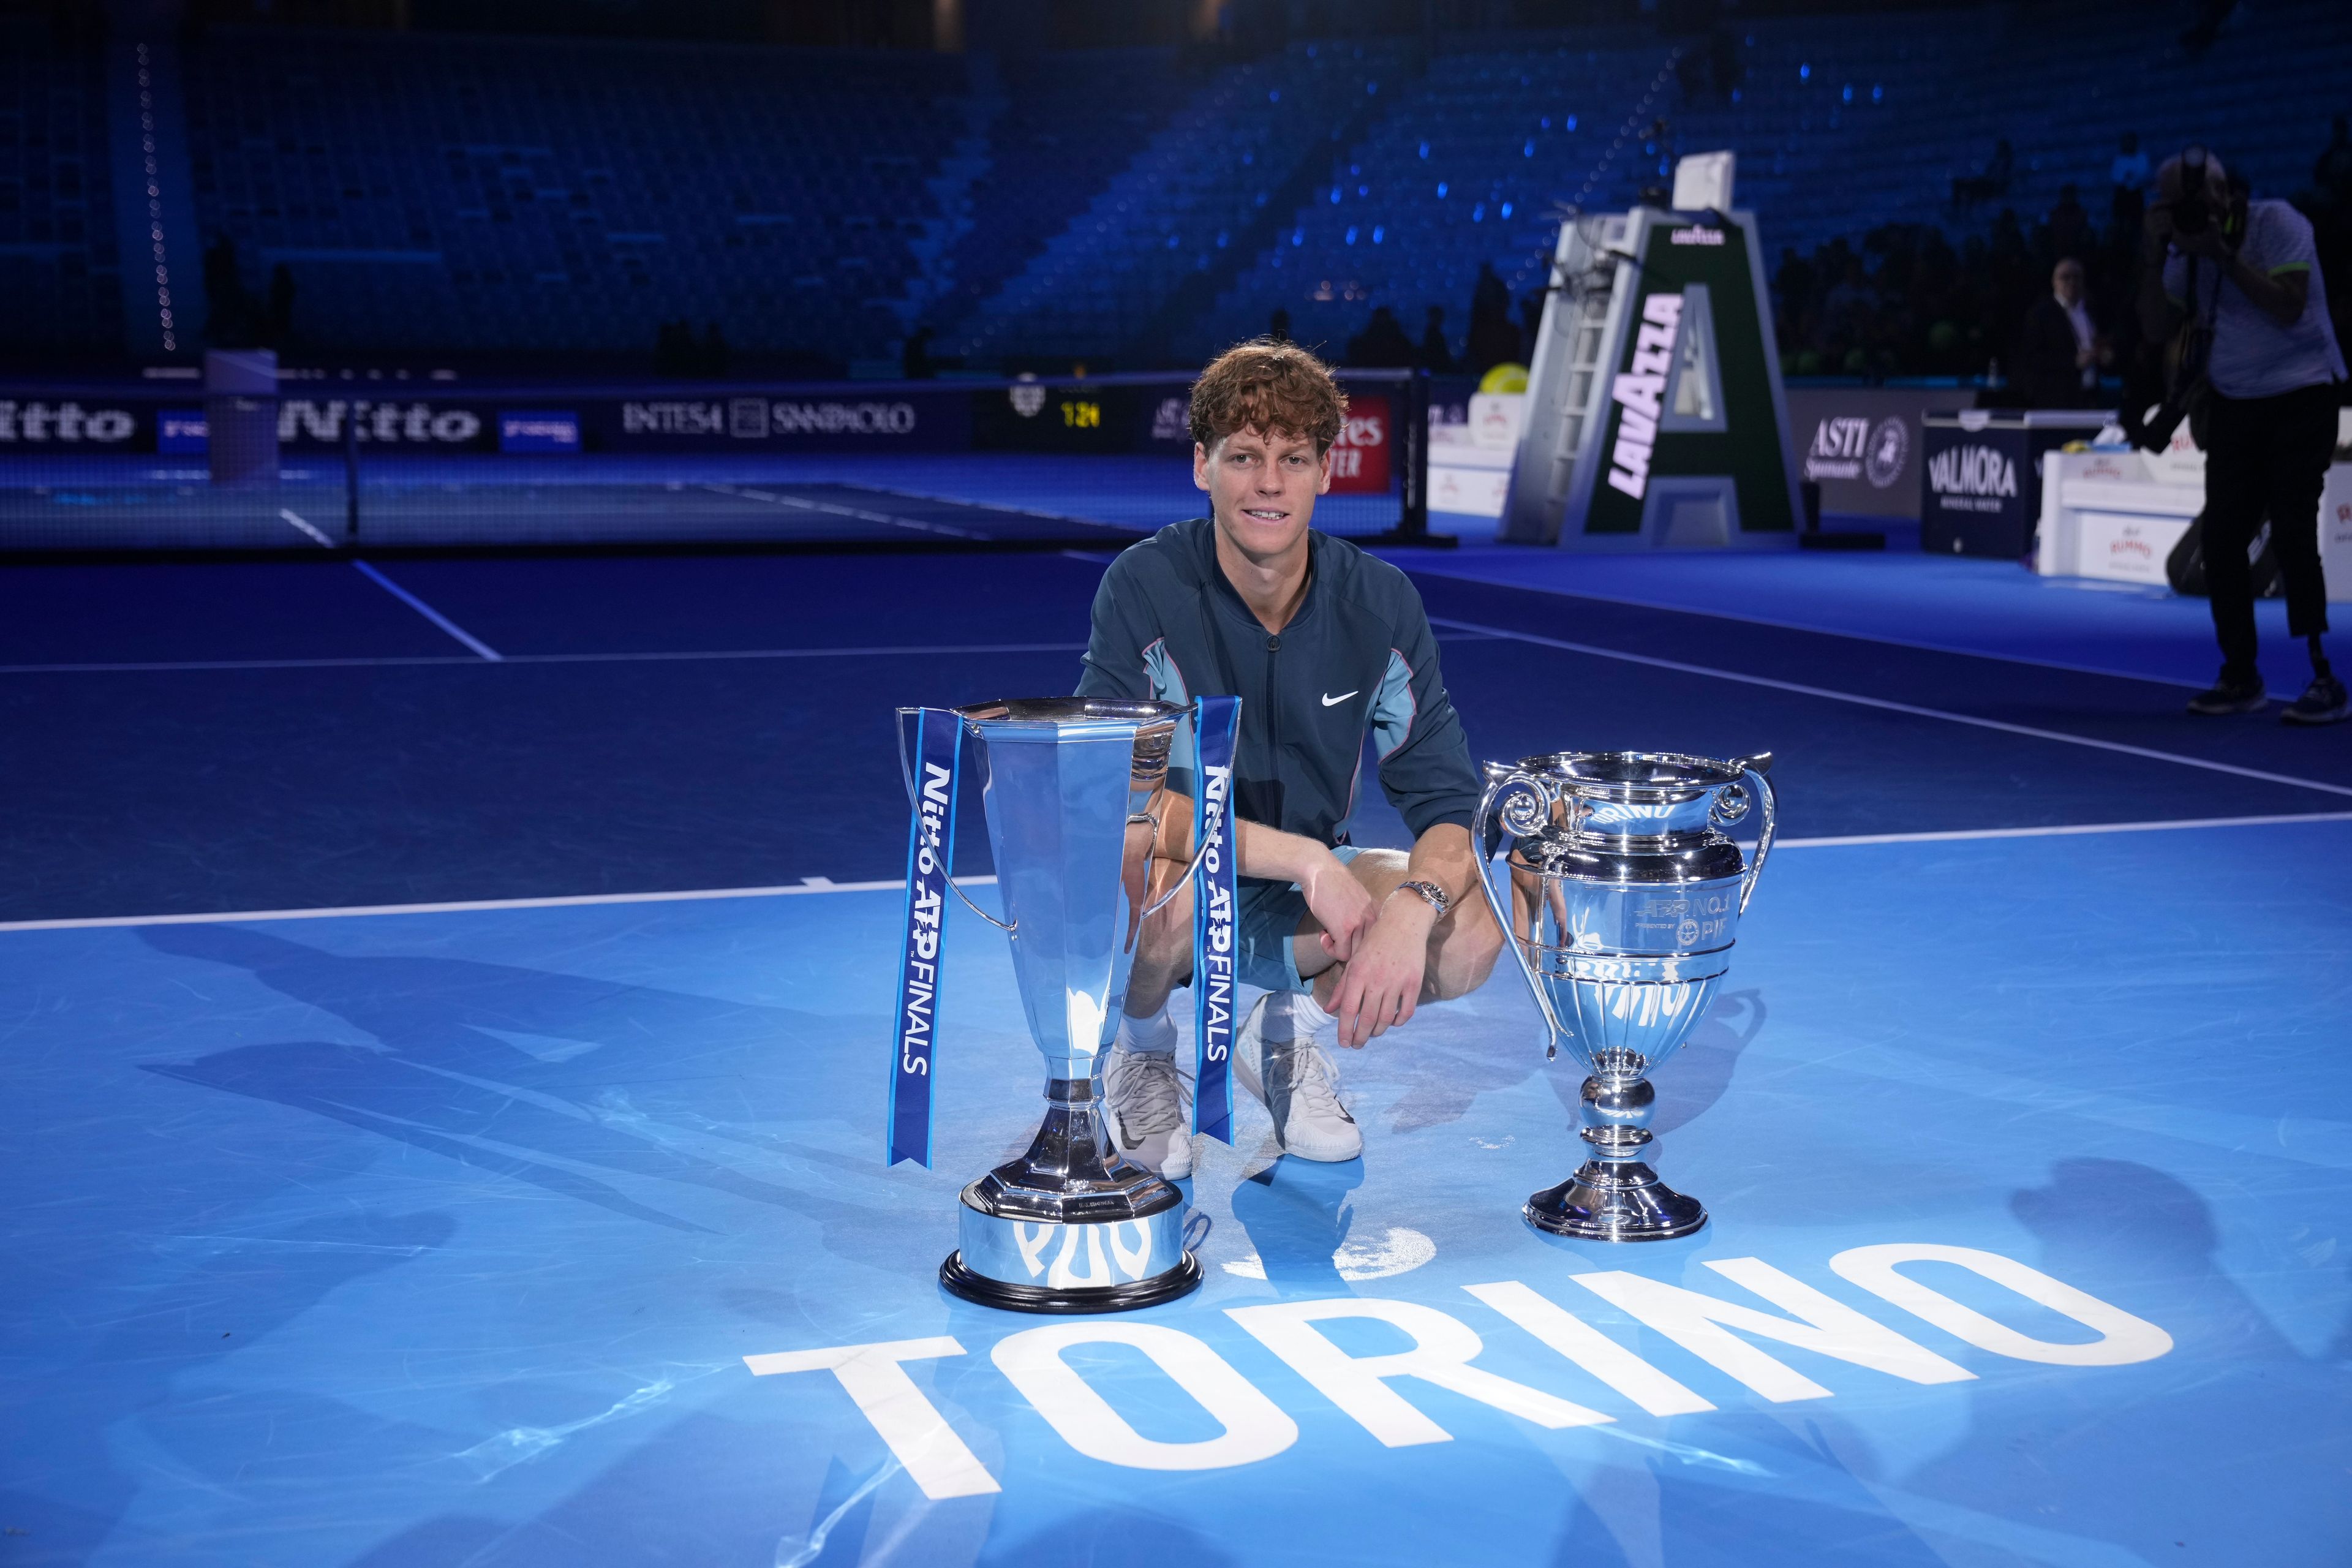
{"left": 1139, "top": 821, "right": 1215, "bottom": 922}
{"left": 1473, "top": 767, "right": 1567, "bottom": 1058}
{"left": 1710, "top": 753, "right": 1778, "bottom": 915}
{"left": 895, "top": 706, "right": 1016, "bottom": 935}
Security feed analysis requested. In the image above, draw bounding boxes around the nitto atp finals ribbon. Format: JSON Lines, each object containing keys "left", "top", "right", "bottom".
{"left": 1191, "top": 693, "right": 1241, "bottom": 1142}
{"left": 888, "top": 706, "right": 962, "bottom": 1167}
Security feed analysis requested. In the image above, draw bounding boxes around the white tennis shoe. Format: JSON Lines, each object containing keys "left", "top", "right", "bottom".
{"left": 1233, "top": 992, "right": 1362, "bottom": 1162}
{"left": 1104, "top": 1046, "right": 1194, "bottom": 1179}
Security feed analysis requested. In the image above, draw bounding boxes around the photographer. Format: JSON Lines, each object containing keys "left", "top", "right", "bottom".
{"left": 2139, "top": 148, "right": 2349, "bottom": 723}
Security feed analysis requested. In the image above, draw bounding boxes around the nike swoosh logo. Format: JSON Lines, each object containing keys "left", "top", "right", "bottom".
{"left": 1322, "top": 690, "right": 1359, "bottom": 706}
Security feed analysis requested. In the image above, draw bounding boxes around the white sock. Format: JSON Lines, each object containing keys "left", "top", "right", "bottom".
{"left": 1117, "top": 1001, "right": 1178, "bottom": 1056}
{"left": 1281, "top": 990, "right": 1335, "bottom": 1042}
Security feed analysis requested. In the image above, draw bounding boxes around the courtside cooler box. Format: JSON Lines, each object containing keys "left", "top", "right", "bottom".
{"left": 1921, "top": 409, "right": 2109, "bottom": 557}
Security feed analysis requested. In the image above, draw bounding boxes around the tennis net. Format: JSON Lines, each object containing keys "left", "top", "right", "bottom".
{"left": 0, "top": 370, "right": 1434, "bottom": 554}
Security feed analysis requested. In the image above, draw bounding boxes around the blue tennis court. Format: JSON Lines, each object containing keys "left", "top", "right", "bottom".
{"left": 4, "top": 540, "right": 2349, "bottom": 1567}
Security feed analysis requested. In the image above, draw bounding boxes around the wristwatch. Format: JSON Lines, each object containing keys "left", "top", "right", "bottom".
{"left": 1392, "top": 878, "right": 1452, "bottom": 918}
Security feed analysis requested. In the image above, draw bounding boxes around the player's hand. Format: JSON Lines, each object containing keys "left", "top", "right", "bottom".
{"left": 2175, "top": 224, "right": 2230, "bottom": 263}
{"left": 1300, "top": 850, "right": 1378, "bottom": 964}
{"left": 1329, "top": 895, "right": 1433, "bottom": 1049}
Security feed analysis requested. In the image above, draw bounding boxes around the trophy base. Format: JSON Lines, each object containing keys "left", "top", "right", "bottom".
{"left": 940, "top": 1250, "right": 1204, "bottom": 1314}
{"left": 1526, "top": 1161, "right": 1706, "bottom": 1242}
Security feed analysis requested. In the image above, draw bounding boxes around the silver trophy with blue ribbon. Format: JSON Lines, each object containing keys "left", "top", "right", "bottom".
{"left": 1473, "top": 752, "right": 1776, "bottom": 1242}
{"left": 892, "top": 696, "right": 1238, "bottom": 1313}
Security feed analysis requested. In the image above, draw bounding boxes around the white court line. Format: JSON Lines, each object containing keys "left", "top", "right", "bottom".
{"left": 271, "top": 508, "right": 503, "bottom": 662}
{"left": 1777, "top": 809, "right": 2352, "bottom": 848}
{"left": 347, "top": 560, "right": 503, "bottom": 661}
{"left": 0, "top": 642, "right": 1091, "bottom": 675}
{"left": 5, "top": 813, "right": 2346, "bottom": 933}
{"left": 1407, "top": 562, "right": 2226, "bottom": 693}
{"left": 0, "top": 876, "right": 998, "bottom": 932}
{"left": 699, "top": 481, "right": 981, "bottom": 540}
{"left": 1429, "top": 614, "right": 2352, "bottom": 801}
{"left": 277, "top": 508, "right": 336, "bottom": 548}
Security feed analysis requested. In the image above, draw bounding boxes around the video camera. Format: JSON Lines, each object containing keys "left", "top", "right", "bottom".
{"left": 2169, "top": 145, "right": 2220, "bottom": 238}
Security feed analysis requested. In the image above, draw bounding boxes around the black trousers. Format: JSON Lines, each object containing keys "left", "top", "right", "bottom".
{"left": 2203, "top": 380, "right": 2338, "bottom": 679}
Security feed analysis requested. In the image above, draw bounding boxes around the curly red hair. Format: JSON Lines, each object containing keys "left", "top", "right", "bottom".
{"left": 1187, "top": 338, "right": 1348, "bottom": 455}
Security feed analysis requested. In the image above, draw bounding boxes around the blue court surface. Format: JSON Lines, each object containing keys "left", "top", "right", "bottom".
{"left": 4, "top": 541, "right": 2350, "bottom": 1567}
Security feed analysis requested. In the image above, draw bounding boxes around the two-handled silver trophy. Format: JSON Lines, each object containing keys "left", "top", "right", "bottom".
{"left": 1472, "top": 752, "right": 1776, "bottom": 1241}
{"left": 891, "top": 696, "right": 1226, "bottom": 1313}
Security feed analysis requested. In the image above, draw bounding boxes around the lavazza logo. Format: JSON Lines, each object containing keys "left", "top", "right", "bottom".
{"left": 1928, "top": 443, "right": 2016, "bottom": 512}
{"left": 743, "top": 1240, "right": 2170, "bottom": 1499}
{"left": 1605, "top": 291, "right": 1684, "bottom": 499}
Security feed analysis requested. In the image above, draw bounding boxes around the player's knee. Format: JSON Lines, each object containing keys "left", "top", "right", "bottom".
{"left": 1428, "top": 908, "right": 1504, "bottom": 1001}
{"left": 1133, "top": 878, "right": 1193, "bottom": 965}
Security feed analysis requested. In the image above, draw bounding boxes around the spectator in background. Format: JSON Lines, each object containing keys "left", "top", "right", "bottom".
{"left": 1465, "top": 262, "right": 1520, "bottom": 375}
{"left": 2015, "top": 258, "right": 2109, "bottom": 407}
{"left": 1346, "top": 306, "right": 1417, "bottom": 368}
{"left": 1708, "top": 24, "right": 1743, "bottom": 100}
{"left": 900, "top": 325, "right": 935, "bottom": 379}
{"left": 265, "top": 264, "right": 296, "bottom": 348}
{"left": 1417, "top": 306, "right": 1454, "bottom": 373}
{"left": 2047, "top": 184, "right": 2095, "bottom": 271}
{"left": 2142, "top": 149, "right": 2349, "bottom": 722}
{"left": 2180, "top": 0, "right": 2237, "bottom": 56}
{"left": 1518, "top": 291, "right": 1547, "bottom": 363}
{"left": 2316, "top": 116, "right": 2352, "bottom": 206}
{"left": 1951, "top": 138, "right": 2013, "bottom": 211}
{"left": 2111, "top": 132, "right": 2151, "bottom": 195}
{"left": 2310, "top": 118, "right": 2352, "bottom": 357}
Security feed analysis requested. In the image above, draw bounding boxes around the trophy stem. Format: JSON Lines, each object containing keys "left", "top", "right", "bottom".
{"left": 941, "top": 1071, "right": 1202, "bottom": 1313}
{"left": 1523, "top": 1074, "right": 1707, "bottom": 1242}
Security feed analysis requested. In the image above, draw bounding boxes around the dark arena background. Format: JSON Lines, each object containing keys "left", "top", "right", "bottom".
{"left": 4, "top": 0, "right": 2352, "bottom": 1562}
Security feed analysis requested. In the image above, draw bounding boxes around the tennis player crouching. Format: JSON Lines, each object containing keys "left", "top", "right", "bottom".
{"left": 1076, "top": 339, "right": 1502, "bottom": 1174}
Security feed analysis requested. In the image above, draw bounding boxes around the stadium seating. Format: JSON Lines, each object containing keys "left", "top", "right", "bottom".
{"left": 0, "top": 17, "right": 123, "bottom": 358}
{"left": 1183, "top": 31, "right": 1676, "bottom": 366}
{"left": 926, "top": 48, "right": 1194, "bottom": 336}
{"left": 178, "top": 26, "right": 970, "bottom": 360}
{"left": 1194, "top": 1, "right": 2352, "bottom": 367}
{"left": 942, "top": 39, "right": 1411, "bottom": 364}
{"left": 2, "top": 5, "right": 2346, "bottom": 368}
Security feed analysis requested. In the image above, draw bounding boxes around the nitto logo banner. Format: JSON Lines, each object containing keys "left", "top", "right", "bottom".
{"left": 888, "top": 707, "right": 963, "bottom": 1169}
{"left": 1191, "top": 695, "right": 1242, "bottom": 1143}
{"left": 0, "top": 400, "right": 146, "bottom": 448}
{"left": 279, "top": 400, "right": 492, "bottom": 449}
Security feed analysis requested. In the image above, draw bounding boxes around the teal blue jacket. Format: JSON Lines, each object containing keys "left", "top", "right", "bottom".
{"left": 1075, "top": 519, "right": 1480, "bottom": 850}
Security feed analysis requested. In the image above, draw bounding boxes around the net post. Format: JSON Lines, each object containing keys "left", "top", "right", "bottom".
{"left": 1404, "top": 366, "right": 1431, "bottom": 537}
{"left": 1360, "top": 366, "right": 1453, "bottom": 549}
{"left": 342, "top": 405, "right": 360, "bottom": 545}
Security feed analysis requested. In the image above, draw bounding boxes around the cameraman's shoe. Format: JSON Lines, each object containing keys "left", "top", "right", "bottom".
{"left": 2186, "top": 672, "right": 2267, "bottom": 715}
{"left": 2282, "top": 673, "right": 2350, "bottom": 726}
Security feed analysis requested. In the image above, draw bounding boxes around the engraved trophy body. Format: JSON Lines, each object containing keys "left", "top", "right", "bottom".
{"left": 927, "top": 697, "right": 1205, "bottom": 1312}
{"left": 1473, "top": 752, "right": 1775, "bottom": 1241}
